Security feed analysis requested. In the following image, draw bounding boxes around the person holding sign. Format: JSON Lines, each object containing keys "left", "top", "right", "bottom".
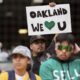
{"left": 29, "top": 2, "right": 56, "bottom": 75}
{"left": 40, "top": 33, "right": 80, "bottom": 80}
{"left": 46, "top": 34, "right": 80, "bottom": 58}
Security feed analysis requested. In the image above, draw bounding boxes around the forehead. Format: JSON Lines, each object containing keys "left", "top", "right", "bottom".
{"left": 57, "top": 41, "right": 73, "bottom": 45}
{"left": 12, "top": 54, "right": 30, "bottom": 60}
{"left": 12, "top": 54, "right": 25, "bottom": 58}
{"left": 60, "top": 41, "right": 69, "bottom": 45}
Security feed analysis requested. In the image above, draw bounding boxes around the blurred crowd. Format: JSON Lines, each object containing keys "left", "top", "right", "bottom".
{"left": 0, "top": 0, "right": 80, "bottom": 80}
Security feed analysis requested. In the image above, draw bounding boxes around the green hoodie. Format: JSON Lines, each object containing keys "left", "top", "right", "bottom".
{"left": 40, "top": 58, "right": 80, "bottom": 80}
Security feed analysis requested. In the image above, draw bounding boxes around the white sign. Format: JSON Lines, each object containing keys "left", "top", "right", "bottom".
{"left": 26, "top": 4, "right": 72, "bottom": 35}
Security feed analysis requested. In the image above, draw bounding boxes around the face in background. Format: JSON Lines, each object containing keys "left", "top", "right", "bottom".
{"left": 30, "top": 40, "right": 46, "bottom": 55}
{"left": 12, "top": 54, "right": 30, "bottom": 70}
{"left": 55, "top": 41, "right": 74, "bottom": 61}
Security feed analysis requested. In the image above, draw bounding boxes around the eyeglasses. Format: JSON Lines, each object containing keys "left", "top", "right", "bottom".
{"left": 58, "top": 45, "right": 72, "bottom": 52}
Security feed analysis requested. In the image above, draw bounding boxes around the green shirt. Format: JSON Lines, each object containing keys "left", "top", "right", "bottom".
{"left": 40, "top": 58, "right": 80, "bottom": 80}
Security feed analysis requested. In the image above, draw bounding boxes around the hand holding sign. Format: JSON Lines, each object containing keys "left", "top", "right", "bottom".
{"left": 26, "top": 4, "right": 72, "bottom": 35}
{"left": 49, "top": 2, "right": 56, "bottom": 7}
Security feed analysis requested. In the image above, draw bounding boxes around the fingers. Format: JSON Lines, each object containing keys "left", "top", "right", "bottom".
{"left": 49, "top": 2, "right": 56, "bottom": 7}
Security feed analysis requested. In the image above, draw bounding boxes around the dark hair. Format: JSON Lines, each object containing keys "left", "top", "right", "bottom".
{"left": 56, "top": 33, "right": 75, "bottom": 45}
{"left": 30, "top": 35, "right": 45, "bottom": 44}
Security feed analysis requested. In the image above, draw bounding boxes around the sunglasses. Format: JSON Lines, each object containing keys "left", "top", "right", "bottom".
{"left": 58, "top": 45, "right": 72, "bottom": 52}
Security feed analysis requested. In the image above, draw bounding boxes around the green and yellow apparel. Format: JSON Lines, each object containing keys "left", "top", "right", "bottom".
{"left": 0, "top": 71, "right": 41, "bottom": 80}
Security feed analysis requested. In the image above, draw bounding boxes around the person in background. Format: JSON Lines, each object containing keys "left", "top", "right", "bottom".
{"left": 40, "top": 33, "right": 80, "bottom": 80}
{"left": 30, "top": 35, "right": 47, "bottom": 75}
{"left": 0, "top": 45, "right": 41, "bottom": 80}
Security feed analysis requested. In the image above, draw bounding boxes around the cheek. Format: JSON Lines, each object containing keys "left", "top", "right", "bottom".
{"left": 43, "top": 43, "right": 46, "bottom": 47}
{"left": 21, "top": 59, "right": 27, "bottom": 64}
{"left": 42, "top": 44, "right": 46, "bottom": 49}
{"left": 67, "top": 53, "right": 72, "bottom": 57}
{"left": 31, "top": 44, "right": 37, "bottom": 50}
{"left": 56, "top": 50, "right": 61, "bottom": 54}
{"left": 12, "top": 59, "right": 18, "bottom": 67}
{"left": 12, "top": 59, "right": 16, "bottom": 64}
{"left": 32, "top": 45, "right": 38, "bottom": 49}
{"left": 19, "top": 60, "right": 28, "bottom": 68}
{"left": 23, "top": 59, "right": 30, "bottom": 64}
{"left": 55, "top": 50, "right": 62, "bottom": 56}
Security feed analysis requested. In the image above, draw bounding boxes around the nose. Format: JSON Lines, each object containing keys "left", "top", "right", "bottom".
{"left": 38, "top": 43, "right": 43, "bottom": 46}
{"left": 15, "top": 56, "right": 21, "bottom": 61}
{"left": 62, "top": 49, "right": 66, "bottom": 53}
